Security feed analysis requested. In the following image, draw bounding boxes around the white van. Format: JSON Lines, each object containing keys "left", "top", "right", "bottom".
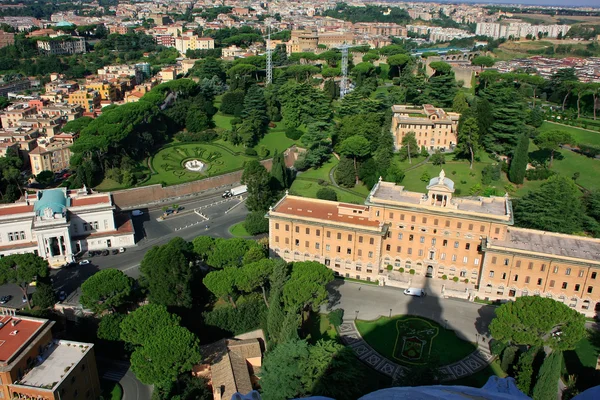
{"left": 404, "top": 288, "right": 426, "bottom": 297}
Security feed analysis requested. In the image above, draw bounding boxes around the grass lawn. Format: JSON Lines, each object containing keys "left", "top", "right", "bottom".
{"left": 100, "top": 380, "right": 123, "bottom": 400}
{"left": 539, "top": 121, "right": 600, "bottom": 147}
{"left": 355, "top": 316, "right": 477, "bottom": 366}
{"left": 229, "top": 221, "right": 251, "bottom": 237}
{"left": 289, "top": 179, "right": 365, "bottom": 204}
{"left": 304, "top": 313, "right": 339, "bottom": 344}
{"left": 146, "top": 143, "right": 253, "bottom": 186}
{"left": 256, "top": 130, "right": 297, "bottom": 154}
{"left": 562, "top": 333, "right": 600, "bottom": 393}
{"left": 214, "top": 112, "right": 234, "bottom": 131}
{"left": 446, "top": 359, "right": 506, "bottom": 388}
{"left": 299, "top": 156, "right": 339, "bottom": 180}
{"left": 95, "top": 178, "right": 128, "bottom": 192}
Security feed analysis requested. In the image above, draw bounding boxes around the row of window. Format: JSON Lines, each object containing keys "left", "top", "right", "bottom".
{"left": 7, "top": 231, "right": 26, "bottom": 242}
{"left": 492, "top": 258, "right": 598, "bottom": 280}
{"left": 398, "top": 124, "right": 452, "bottom": 130}
{"left": 488, "top": 271, "right": 594, "bottom": 293}
{"left": 274, "top": 224, "right": 377, "bottom": 244}
{"left": 386, "top": 236, "right": 473, "bottom": 250}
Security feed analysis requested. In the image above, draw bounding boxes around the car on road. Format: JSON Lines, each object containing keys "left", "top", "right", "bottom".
{"left": 58, "top": 291, "right": 67, "bottom": 301}
{"left": 87, "top": 251, "right": 95, "bottom": 257}
{"left": 131, "top": 210, "right": 143, "bottom": 217}
{"left": 112, "top": 249, "right": 119, "bottom": 255}
{"left": 119, "top": 247, "right": 126, "bottom": 253}
{"left": 79, "top": 260, "right": 90, "bottom": 265}
{"left": 403, "top": 288, "right": 426, "bottom": 297}
{"left": 0, "top": 295, "right": 12, "bottom": 304}
{"left": 102, "top": 250, "right": 109, "bottom": 256}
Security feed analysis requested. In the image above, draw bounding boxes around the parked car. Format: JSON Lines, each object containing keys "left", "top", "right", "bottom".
{"left": 87, "top": 251, "right": 95, "bottom": 257}
{"left": 0, "top": 295, "right": 12, "bottom": 304}
{"left": 403, "top": 288, "right": 426, "bottom": 297}
{"left": 102, "top": 250, "right": 109, "bottom": 256}
{"left": 131, "top": 210, "right": 143, "bottom": 217}
{"left": 58, "top": 291, "right": 67, "bottom": 301}
{"left": 112, "top": 249, "right": 119, "bottom": 255}
{"left": 119, "top": 247, "right": 126, "bottom": 253}
{"left": 79, "top": 260, "right": 90, "bottom": 265}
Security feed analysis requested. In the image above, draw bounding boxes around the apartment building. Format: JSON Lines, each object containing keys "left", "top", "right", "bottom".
{"left": 83, "top": 82, "right": 119, "bottom": 102}
{"left": 174, "top": 35, "right": 215, "bottom": 54}
{"left": 36, "top": 36, "right": 86, "bottom": 55}
{"left": 267, "top": 171, "right": 600, "bottom": 316}
{"left": 0, "top": 104, "right": 37, "bottom": 129}
{"left": 475, "top": 21, "right": 570, "bottom": 39}
{"left": 0, "top": 31, "right": 14, "bottom": 48}
{"left": 0, "top": 127, "right": 39, "bottom": 153}
{"left": 0, "top": 187, "right": 135, "bottom": 266}
{"left": 28, "top": 138, "right": 73, "bottom": 175}
{"left": 0, "top": 311, "right": 101, "bottom": 400}
{"left": 0, "top": 79, "right": 31, "bottom": 98}
{"left": 390, "top": 104, "right": 460, "bottom": 152}
{"left": 68, "top": 90, "right": 101, "bottom": 113}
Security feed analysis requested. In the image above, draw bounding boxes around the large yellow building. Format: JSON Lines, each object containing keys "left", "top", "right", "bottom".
{"left": 84, "top": 82, "right": 119, "bottom": 101}
{"left": 267, "top": 171, "right": 600, "bottom": 317}
{"left": 391, "top": 104, "right": 460, "bottom": 152}
{"left": 68, "top": 90, "right": 101, "bottom": 113}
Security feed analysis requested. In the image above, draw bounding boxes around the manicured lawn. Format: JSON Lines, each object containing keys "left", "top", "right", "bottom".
{"left": 95, "top": 178, "right": 128, "bottom": 192}
{"left": 299, "top": 156, "right": 338, "bottom": 180}
{"left": 401, "top": 160, "right": 508, "bottom": 196}
{"left": 256, "top": 130, "right": 297, "bottom": 155}
{"left": 562, "top": 333, "right": 600, "bottom": 393}
{"left": 214, "top": 112, "right": 234, "bottom": 130}
{"left": 539, "top": 121, "right": 600, "bottom": 147}
{"left": 147, "top": 143, "right": 253, "bottom": 186}
{"left": 229, "top": 222, "right": 251, "bottom": 237}
{"left": 305, "top": 313, "right": 339, "bottom": 344}
{"left": 289, "top": 179, "right": 365, "bottom": 204}
{"left": 355, "top": 315, "right": 477, "bottom": 366}
{"left": 101, "top": 380, "right": 123, "bottom": 400}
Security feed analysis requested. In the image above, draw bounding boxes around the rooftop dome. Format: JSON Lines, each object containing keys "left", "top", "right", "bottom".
{"left": 427, "top": 169, "right": 455, "bottom": 190}
{"left": 34, "top": 189, "right": 69, "bottom": 216}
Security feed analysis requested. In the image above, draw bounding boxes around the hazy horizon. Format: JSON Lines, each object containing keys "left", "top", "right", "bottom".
{"left": 393, "top": 0, "right": 600, "bottom": 8}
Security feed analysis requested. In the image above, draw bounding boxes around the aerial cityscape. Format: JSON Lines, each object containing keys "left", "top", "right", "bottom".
{"left": 0, "top": 0, "right": 599, "bottom": 399}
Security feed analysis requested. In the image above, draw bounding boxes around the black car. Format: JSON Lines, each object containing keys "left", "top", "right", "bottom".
{"left": 0, "top": 295, "right": 12, "bottom": 304}
{"left": 88, "top": 251, "right": 95, "bottom": 257}
{"left": 102, "top": 250, "right": 109, "bottom": 256}
{"left": 112, "top": 249, "right": 119, "bottom": 255}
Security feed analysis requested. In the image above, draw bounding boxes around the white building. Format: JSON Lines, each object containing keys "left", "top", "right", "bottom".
{"left": 36, "top": 36, "right": 86, "bottom": 55}
{"left": 475, "top": 21, "right": 570, "bottom": 39}
{"left": 0, "top": 187, "right": 135, "bottom": 267}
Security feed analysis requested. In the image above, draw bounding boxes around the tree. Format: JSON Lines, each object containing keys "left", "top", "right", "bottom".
{"left": 236, "top": 259, "right": 275, "bottom": 307}
{"left": 472, "top": 55, "right": 495, "bottom": 70}
{"left": 339, "top": 136, "right": 371, "bottom": 184}
{"left": 452, "top": 91, "right": 469, "bottom": 114}
{"left": 140, "top": 237, "right": 195, "bottom": 308}
{"left": 480, "top": 82, "right": 526, "bottom": 154}
{"left": 514, "top": 176, "right": 585, "bottom": 234}
{"left": 260, "top": 339, "right": 310, "bottom": 400}
{"left": 36, "top": 170, "right": 54, "bottom": 186}
{"left": 283, "top": 261, "right": 334, "bottom": 313}
{"left": 244, "top": 211, "right": 269, "bottom": 235}
{"left": 192, "top": 235, "right": 214, "bottom": 260}
{"left": 242, "top": 160, "right": 273, "bottom": 212}
{"left": 0, "top": 254, "right": 48, "bottom": 309}
{"left": 532, "top": 351, "right": 562, "bottom": 400}
{"left": 489, "top": 296, "right": 585, "bottom": 351}
{"left": 130, "top": 324, "right": 200, "bottom": 386}
{"left": 398, "top": 132, "right": 419, "bottom": 163}
{"left": 424, "top": 61, "right": 457, "bottom": 108}
{"left": 193, "top": 57, "right": 224, "bottom": 82}
{"left": 316, "top": 187, "right": 337, "bottom": 201}
{"left": 31, "top": 282, "right": 56, "bottom": 309}
{"left": 120, "top": 304, "right": 181, "bottom": 346}
{"left": 220, "top": 89, "right": 245, "bottom": 116}
{"left": 430, "top": 150, "right": 445, "bottom": 166}
{"left": 509, "top": 134, "right": 529, "bottom": 184}
{"left": 80, "top": 269, "right": 132, "bottom": 313}
{"left": 203, "top": 267, "right": 239, "bottom": 308}
{"left": 335, "top": 157, "right": 356, "bottom": 187}
{"left": 270, "top": 150, "right": 289, "bottom": 190}
{"left": 534, "top": 130, "right": 574, "bottom": 168}
{"left": 387, "top": 54, "right": 411, "bottom": 77}
{"left": 456, "top": 117, "right": 480, "bottom": 169}
{"left": 515, "top": 346, "right": 540, "bottom": 396}
{"left": 207, "top": 238, "right": 259, "bottom": 269}
{"left": 97, "top": 313, "right": 126, "bottom": 342}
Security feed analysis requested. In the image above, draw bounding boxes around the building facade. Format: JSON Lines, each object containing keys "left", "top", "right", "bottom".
{"left": 0, "top": 310, "right": 101, "bottom": 400}
{"left": 390, "top": 105, "right": 460, "bottom": 152}
{"left": 67, "top": 90, "right": 101, "bottom": 113}
{"left": 28, "top": 139, "right": 73, "bottom": 175}
{"left": 475, "top": 21, "right": 570, "bottom": 39}
{"left": 267, "top": 172, "right": 600, "bottom": 317}
{"left": 36, "top": 37, "right": 86, "bottom": 55}
{"left": 0, "top": 188, "right": 135, "bottom": 267}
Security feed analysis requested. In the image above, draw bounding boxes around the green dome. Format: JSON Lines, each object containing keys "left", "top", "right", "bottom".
{"left": 34, "top": 189, "right": 68, "bottom": 216}
{"left": 55, "top": 21, "right": 74, "bottom": 27}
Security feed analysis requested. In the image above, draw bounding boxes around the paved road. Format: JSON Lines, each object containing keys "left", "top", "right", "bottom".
{"left": 100, "top": 359, "right": 153, "bottom": 400}
{"left": 325, "top": 279, "right": 497, "bottom": 344}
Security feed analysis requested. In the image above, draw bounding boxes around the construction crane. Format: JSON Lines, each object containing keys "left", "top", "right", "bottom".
{"left": 336, "top": 44, "right": 352, "bottom": 99}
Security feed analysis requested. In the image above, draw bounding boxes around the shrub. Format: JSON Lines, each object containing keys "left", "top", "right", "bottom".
{"left": 454, "top": 188, "right": 462, "bottom": 196}
{"left": 578, "top": 143, "right": 600, "bottom": 158}
{"left": 316, "top": 187, "right": 338, "bottom": 201}
{"left": 328, "top": 309, "right": 344, "bottom": 327}
{"left": 481, "top": 164, "right": 501, "bottom": 185}
{"left": 441, "top": 275, "right": 447, "bottom": 280}
{"left": 203, "top": 295, "right": 267, "bottom": 335}
{"left": 399, "top": 267, "right": 405, "bottom": 273}
{"left": 244, "top": 148, "right": 258, "bottom": 156}
{"left": 244, "top": 211, "right": 269, "bottom": 235}
{"left": 258, "top": 145, "right": 270, "bottom": 158}
{"left": 174, "top": 129, "right": 218, "bottom": 143}
{"left": 525, "top": 167, "right": 555, "bottom": 181}
{"left": 501, "top": 345, "right": 519, "bottom": 374}
{"left": 452, "top": 276, "right": 459, "bottom": 282}
{"left": 464, "top": 279, "right": 469, "bottom": 284}
{"left": 386, "top": 265, "right": 393, "bottom": 271}
{"left": 491, "top": 340, "right": 508, "bottom": 356}
{"left": 430, "top": 150, "right": 445, "bottom": 166}
{"left": 420, "top": 171, "right": 431, "bottom": 183}
{"left": 409, "top": 269, "right": 415, "bottom": 275}
{"left": 285, "top": 127, "right": 304, "bottom": 140}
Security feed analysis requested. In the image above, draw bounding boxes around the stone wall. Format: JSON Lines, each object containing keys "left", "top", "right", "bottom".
{"left": 111, "top": 147, "right": 299, "bottom": 209}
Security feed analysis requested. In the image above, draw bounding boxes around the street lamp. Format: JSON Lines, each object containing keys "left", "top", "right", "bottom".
{"left": 389, "top": 308, "right": 392, "bottom": 318}
{"left": 355, "top": 310, "right": 359, "bottom": 320}
{"left": 444, "top": 319, "right": 448, "bottom": 329}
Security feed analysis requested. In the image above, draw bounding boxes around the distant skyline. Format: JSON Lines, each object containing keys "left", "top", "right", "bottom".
{"left": 391, "top": 0, "right": 600, "bottom": 8}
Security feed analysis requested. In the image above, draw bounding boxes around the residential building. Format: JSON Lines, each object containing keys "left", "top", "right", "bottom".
{"left": 0, "top": 80, "right": 31, "bottom": 98}
{"left": 0, "top": 187, "right": 135, "bottom": 266}
{"left": 267, "top": 171, "right": 600, "bottom": 316}
{"left": 0, "top": 103, "right": 37, "bottom": 129}
{"left": 159, "top": 67, "right": 176, "bottom": 82}
{"left": 0, "top": 310, "right": 101, "bottom": 400}
{"left": 43, "top": 104, "right": 83, "bottom": 122}
{"left": 390, "top": 105, "right": 460, "bottom": 152}
{"left": 28, "top": 137, "right": 73, "bottom": 175}
{"left": 68, "top": 90, "right": 101, "bottom": 113}
{"left": 0, "top": 141, "right": 20, "bottom": 157}
{"left": 174, "top": 35, "right": 215, "bottom": 54}
{"left": 36, "top": 36, "right": 86, "bottom": 55}
{"left": 475, "top": 21, "right": 570, "bottom": 39}
{"left": 0, "top": 126, "right": 39, "bottom": 153}
{"left": 0, "top": 31, "right": 14, "bottom": 48}
{"left": 18, "top": 115, "right": 62, "bottom": 137}
{"left": 84, "top": 82, "right": 119, "bottom": 102}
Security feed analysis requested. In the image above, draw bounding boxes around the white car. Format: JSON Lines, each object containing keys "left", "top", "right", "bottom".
{"left": 119, "top": 247, "right": 126, "bottom": 253}
{"left": 79, "top": 260, "right": 90, "bottom": 265}
{"left": 131, "top": 210, "right": 143, "bottom": 217}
